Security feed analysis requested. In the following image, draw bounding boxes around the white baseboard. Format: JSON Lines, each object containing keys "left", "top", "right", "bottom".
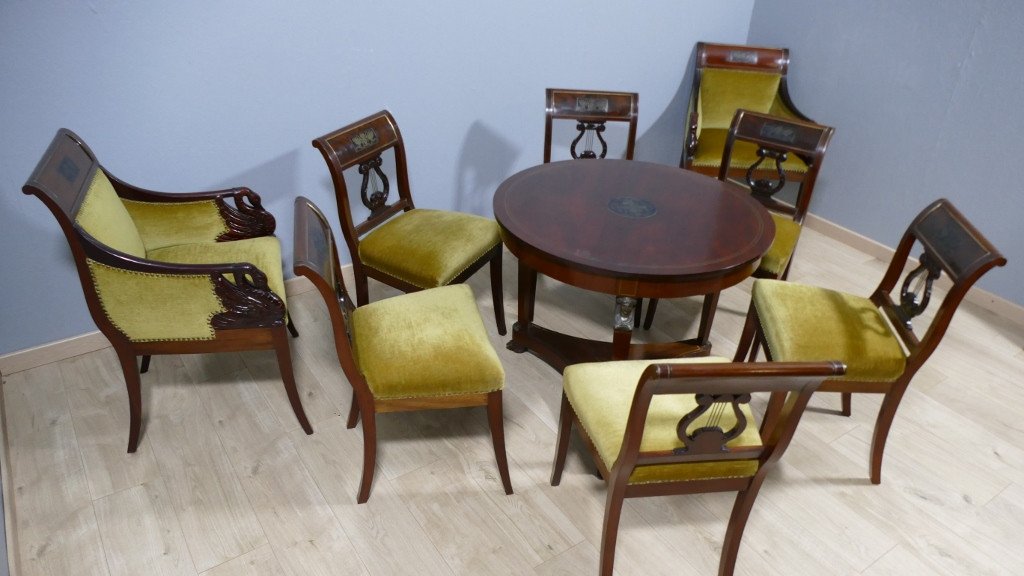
{"left": 804, "top": 213, "right": 1024, "bottom": 326}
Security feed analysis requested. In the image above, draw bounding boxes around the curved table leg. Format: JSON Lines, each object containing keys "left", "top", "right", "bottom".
{"left": 508, "top": 260, "right": 538, "bottom": 353}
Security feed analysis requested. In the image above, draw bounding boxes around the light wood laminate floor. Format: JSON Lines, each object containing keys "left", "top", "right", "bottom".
{"left": 3, "top": 226, "right": 1023, "bottom": 575}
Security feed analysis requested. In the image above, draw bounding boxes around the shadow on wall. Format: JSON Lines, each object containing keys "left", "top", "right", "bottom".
{"left": 454, "top": 121, "right": 521, "bottom": 217}
{"left": 210, "top": 148, "right": 304, "bottom": 266}
{"left": 633, "top": 43, "right": 699, "bottom": 166}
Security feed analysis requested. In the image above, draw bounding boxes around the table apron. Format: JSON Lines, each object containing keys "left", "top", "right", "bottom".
{"left": 507, "top": 243, "right": 759, "bottom": 299}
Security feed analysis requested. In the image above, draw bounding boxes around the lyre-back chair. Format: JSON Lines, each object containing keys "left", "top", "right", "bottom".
{"left": 733, "top": 198, "right": 1006, "bottom": 484}
{"left": 544, "top": 88, "right": 638, "bottom": 163}
{"left": 544, "top": 88, "right": 643, "bottom": 325}
{"left": 551, "top": 358, "right": 845, "bottom": 576}
{"left": 312, "top": 110, "right": 506, "bottom": 335}
{"left": 22, "top": 129, "right": 312, "bottom": 452}
{"left": 682, "top": 42, "right": 813, "bottom": 182}
{"left": 293, "top": 196, "right": 513, "bottom": 503}
{"left": 643, "top": 110, "right": 834, "bottom": 328}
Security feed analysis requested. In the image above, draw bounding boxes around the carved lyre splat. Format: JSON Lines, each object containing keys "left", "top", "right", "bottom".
{"left": 744, "top": 121, "right": 802, "bottom": 200}
{"left": 571, "top": 121, "right": 608, "bottom": 159}
{"left": 674, "top": 393, "right": 751, "bottom": 454}
{"left": 357, "top": 155, "right": 389, "bottom": 215}
{"left": 570, "top": 96, "right": 611, "bottom": 159}
{"left": 745, "top": 147, "right": 788, "bottom": 200}
{"left": 347, "top": 126, "right": 390, "bottom": 216}
{"left": 894, "top": 251, "right": 942, "bottom": 329}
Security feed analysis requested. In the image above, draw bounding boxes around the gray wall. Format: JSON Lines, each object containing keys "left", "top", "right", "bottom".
{"left": 0, "top": 1, "right": 755, "bottom": 356}
{"left": 749, "top": 0, "right": 1023, "bottom": 304}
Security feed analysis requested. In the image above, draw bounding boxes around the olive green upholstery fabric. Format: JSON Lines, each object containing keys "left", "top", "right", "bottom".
{"left": 691, "top": 129, "right": 809, "bottom": 173}
{"left": 753, "top": 280, "right": 907, "bottom": 382}
{"left": 358, "top": 209, "right": 501, "bottom": 289}
{"left": 564, "top": 357, "right": 761, "bottom": 485}
{"left": 698, "top": 69, "right": 781, "bottom": 130}
{"left": 74, "top": 171, "right": 287, "bottom": 343}
{"left": 148, "top": 236, "right": 288, "bottom": 309}
{"left": 76, "top": 171, "right": 147, "bottom": 258}
{"left": 757, "top": 213, "right": 802, "bottom": 277}
{"left": 86, "top": 260, "right": 224, "bottom": 341}
{"left": 351, "top": 284, "right": 504, "bottom": 400}
{"left": 124, "top": 199, "right": 228, "bottom": 251}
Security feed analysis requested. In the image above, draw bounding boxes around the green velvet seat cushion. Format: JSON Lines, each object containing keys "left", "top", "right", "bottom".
{"left": 753, "top": 279, "right": 907, "bottom": 381}
{"left": 691, "top": 129, "right": 809, "bottom": 172}
{"left": 75, "top": 170, "right": 147, "bottom": 258}
{"left": 757, "top": 213, "right": 802, "bottom": 277}
{"left": 148, "top": 236, "right": 288, "bottom": 308}
{"left": 351, "top": 284, "right": 504, "bottom": 400}
{"left": 699, "top": 69, "right": 781, "bottom": 129}
{"left": 564, "top": 357, "right": 761, "bottom": 485}
{"left": 86, "top": 260, "right": 224, "bottom": 342}
{"left": 358, "top": 209, "right": 500, "bottom": 289}
{"left": 123, "top": 199, "right": 228, "bottom": 251}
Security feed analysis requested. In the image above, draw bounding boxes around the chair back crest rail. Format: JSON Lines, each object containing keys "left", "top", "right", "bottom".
{"left": 873, "top": 199, "right": 1006, "bottom": 364}
{"left": 544, "top": 88, "right": 638, "bottom": 163}
{"left": 721, "top": 110, "right": 834, "bottom": 221}
{"left": 615, "top": 361, "right": 845, "bottom": 474}
{"left": 312, "top": 111, "right": 413, "bottom": 245}
{"left": 698, "top": 42, "right": 789, "bottom": 73}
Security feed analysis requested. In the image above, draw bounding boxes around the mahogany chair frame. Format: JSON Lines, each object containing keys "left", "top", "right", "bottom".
{"left": 551, "top": 360, "right": 845, "bottom": 576}
{"left": 312, "top": 110, "right": 506, "bottom": 335}
{"left": 543, "top": 88, "right": 638, "bottom": 163}
{"left": 643, "top": 110, "right": 834, "bottom": 328}
{"left": 733, "top": 198, "right": 1007, "bottom": 484}
{"left": 682, "top": 42, "right": 812, "bottom": 180}
{"left": 293, "top": 196, "right": 513, "bottom": 503}
{"left": 22, "top": 129, "right": 312, "bottom": 453}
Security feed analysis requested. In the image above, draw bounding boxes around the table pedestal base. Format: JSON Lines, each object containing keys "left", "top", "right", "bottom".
{"left": 507, "top": 321, "right": 711, "bottom": 374}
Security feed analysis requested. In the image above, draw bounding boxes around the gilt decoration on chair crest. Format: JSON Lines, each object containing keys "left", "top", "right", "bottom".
{"left": 357, "top": 155, "right": 390, "bottom": 214}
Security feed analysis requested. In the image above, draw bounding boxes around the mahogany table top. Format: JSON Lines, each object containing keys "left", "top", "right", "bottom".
{"left": 494, "top": 159, "right": 774, "bottom": 296}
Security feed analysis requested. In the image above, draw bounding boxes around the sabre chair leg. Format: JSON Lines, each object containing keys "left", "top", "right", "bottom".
{"left": 115, "top": 345, "right": 143, "bottom": 453}
{"left": 286, "top": 316, "right": 299, "bottom": 338}
{"left": 272, "top": 327, "right": 312, "bottom": 435}
{"left": 599, "top": 479, "right": 629, "bottom": 576}
{"left": 550, "top": 392, "right": 574, "bottom": 486}
{"left": 140, "top": 355, "right": 151, "bottom": 374}
{"left": 869, "top": 386, "right": 909, "bottom": 485}
{"left": 719, "top": 474, "right": 768, "bottom": 576}
{"left": 487, "top": 391, "right": 513, "bottom": 495}
{"left": 841, "top": 392, "right": 852, "bottom": 417}
{"left": 357, "top": 408, "right": 378, "bottom": 503}
{"left": 490, "top": 251, "right": 507, "bottom": 336}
